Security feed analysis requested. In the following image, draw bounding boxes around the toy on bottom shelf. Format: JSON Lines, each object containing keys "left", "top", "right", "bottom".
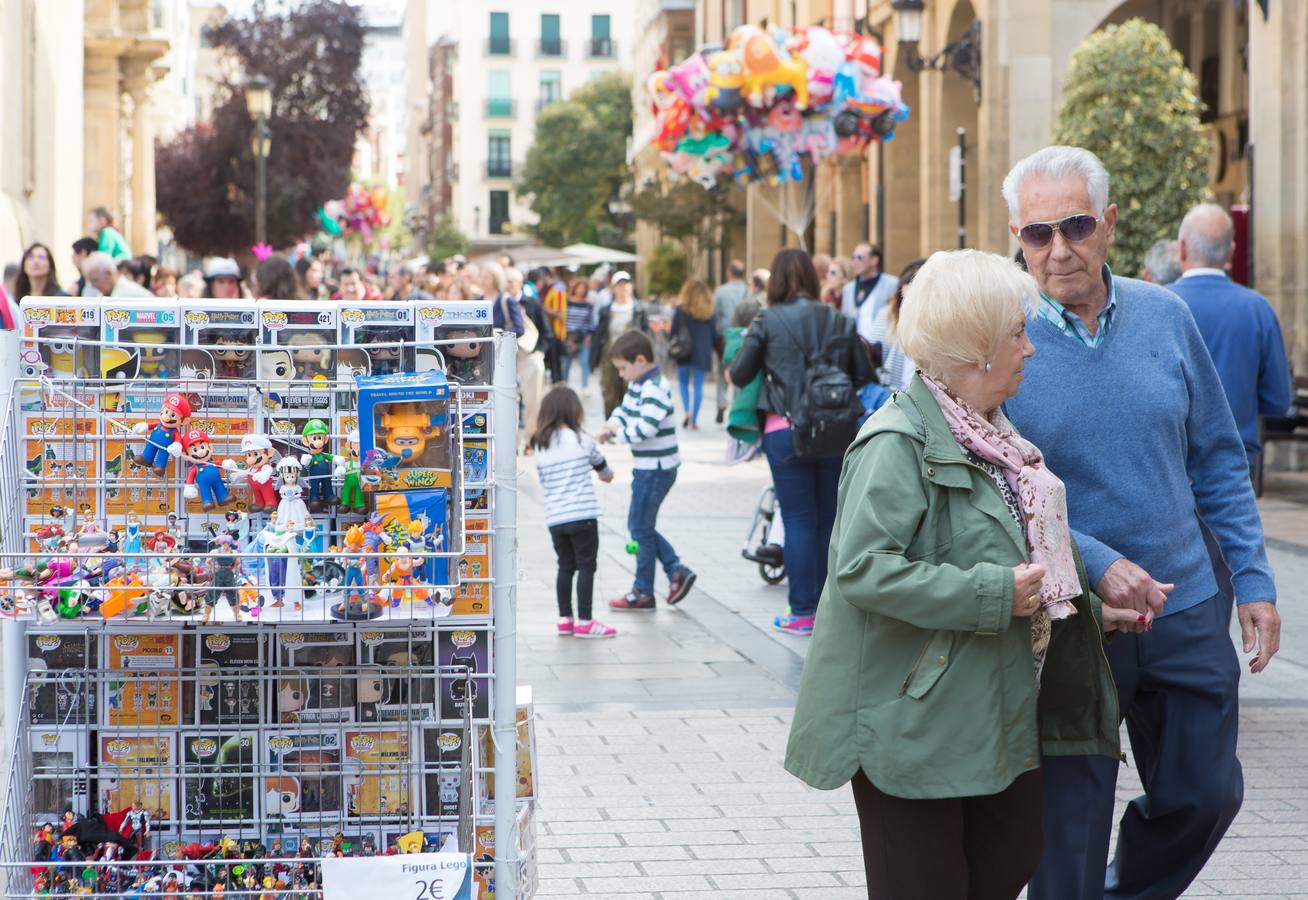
{"left": 222, "top": 435, "right": 278, "bottom": 512}
{"left": 202, "top": 533, "right": 244, "bottom": 624}
{"left": 338, "top": 430, "right": 365, "bottom": 513}
{"left": 129, "top": 392, "right": 191, "bottom": 476}
{"left": 181, "top": 429, "right": 232, "bottom": 511}
{"left": 298, "top": 419, "right": 337, "bottom": 512}
{"left": 356, "top": 372, "right": 452, "bottom": 492}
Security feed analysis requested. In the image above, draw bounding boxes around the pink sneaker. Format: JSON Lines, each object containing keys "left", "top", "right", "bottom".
{"left": 557, "top": 618, "right": 574, "bottom": 635}
{"left": 573, "top": 619, "right": 617, "bottom": 639}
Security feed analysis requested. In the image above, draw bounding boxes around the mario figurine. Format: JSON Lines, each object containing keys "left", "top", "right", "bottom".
{"left": 131, "top": 392, "right": 191, "bottom": 475}
{"left": 181, "top": 429, "right": 231, "bottom": 511}
{"left": 338, "top": 429, "right": 365, "bottom": 513}
{"left": 298, "top": 419, "right": 335, "bottom": 511}
{"left": 223, "top": 434, "right": 277, "bottom": 511}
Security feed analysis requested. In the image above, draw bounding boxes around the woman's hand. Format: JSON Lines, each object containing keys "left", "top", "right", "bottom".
{"left": 1101, "top": 604, "right": 1152, "bottom": 634}
{"left": 1010, "top": 563, "right": 1046, "bottom": 618}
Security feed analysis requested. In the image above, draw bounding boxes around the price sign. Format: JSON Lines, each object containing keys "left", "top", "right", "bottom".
{"left": 322, "top": 852, "right": 476, "bottom": 900}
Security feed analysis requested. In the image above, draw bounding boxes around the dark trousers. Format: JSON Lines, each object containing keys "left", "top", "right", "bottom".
{"left": 549, "top": 519, "right": 599, "bottom": 620}
{"left": 627, "top": 467, "right": 681, "bottom": 595}
{"left": 852, "top": 768, "right": 1044, "bottom": 900}
{"left": 1028, "top": 595, "right": 1243, "bottom": 900}
{"left": 763, "top": 428, "right": 841, "bottom": 617}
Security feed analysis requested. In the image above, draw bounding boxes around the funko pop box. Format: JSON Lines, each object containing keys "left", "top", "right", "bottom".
{"left": 356, "top": 371, "right": 453, "bottom": 493}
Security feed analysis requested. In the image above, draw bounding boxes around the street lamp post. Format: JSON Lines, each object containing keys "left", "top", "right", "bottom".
{"left": 246, "top": 74, "right": 273, "bottom": 246}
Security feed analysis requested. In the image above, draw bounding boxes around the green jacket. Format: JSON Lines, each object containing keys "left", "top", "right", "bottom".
{"left": 784, "top": 376, "right": 1119, "bottom": 798}
{"left": 722, "top": 326, "right": 761, "bottom": 444}
{"left": 98, "top": 226, "right": 131, "bottom": 261}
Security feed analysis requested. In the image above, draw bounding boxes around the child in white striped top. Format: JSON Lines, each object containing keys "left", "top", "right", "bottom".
{"left": 531, "top": 386, "right": 617, "bottom": 639}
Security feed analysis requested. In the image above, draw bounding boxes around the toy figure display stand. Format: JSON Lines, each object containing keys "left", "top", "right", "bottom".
{"left": 491, "top": 333, "right": 519, "bottom": 897}
{"left": 0, "top": 328, "right": 534, "bottom": 898}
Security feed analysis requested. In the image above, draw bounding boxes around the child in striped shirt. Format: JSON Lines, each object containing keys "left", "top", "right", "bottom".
{"left": 595, "top": 331, "right": 697, "bottom": 611}
{"left": 531, "top": 386, "right": 617, "bottom": 639}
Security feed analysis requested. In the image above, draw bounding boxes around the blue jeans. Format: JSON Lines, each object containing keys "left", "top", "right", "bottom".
{"left": 678, "top": 365, "right": 707, "bottom": 424}
{"left": 627, "top": 467, "right": 681, "bottom": 595}
{"left": 763, "top": 428, "right": 841, "bottom": 617}
{"left": 562, "top": 335, "right": 591, "bottom": 389}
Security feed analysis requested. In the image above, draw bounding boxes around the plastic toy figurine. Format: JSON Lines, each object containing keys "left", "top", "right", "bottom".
{"left": 298, "top": 419, "right": 335, "bottom": 511}
{"left": 275, "top": 457, "right": 312, "bottom": 532}
{"left": 362, "top": 332, "right": 403, "bottom": 376}
{"left": 131, "top": 392, "right": 191, "bottom": 475}
{"left": 263, "top": 522, "right": 298, "bottom": 610}
{"left": 287, "top": 332, "right": 330, "bottom": 381}
{"left": 359, "top": 512, "right": 393, "bottom": 582}
{"left": 439, "top": 328, "right": 484, "bottom": 382}
{"left": 329, "top": 525, "right": 384, "bottom": 620}
{"left": 180, "top": 429, "right": 232, "bottom": 511}
{"left": 203, "top": 534, "right": 243, "bottom": 624}
{"left": 382, "top": 547, "right": 429, "bottom": 607}
{"left": 211, "top": 334, "right": 252, "bottom": 379}
{"left": 338, "top": 429, "right": 365, "bottom": 512}
{"left": 222, "top": 434, "right": 278, "bottom": 512}
{"left": 122, "top": 512, "right": 143, "bottom": 569}
{"left": 377, "top": 404, "right": 443, "bottom": 462}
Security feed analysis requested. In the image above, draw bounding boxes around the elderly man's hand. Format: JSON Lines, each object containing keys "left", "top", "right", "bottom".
{"left": 1096, "top": 558, "right": 1173, "bottom": 617}
{"left": 1238, "top": 601, "right": 1281, "bottom": 674}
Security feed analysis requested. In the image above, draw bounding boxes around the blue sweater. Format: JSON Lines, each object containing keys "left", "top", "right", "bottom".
{"left": 1006, "top": 276, "right": 1276, "bottom": 616}
{"left": 1164, "top": 273, "right": 1293, "bottom": 457}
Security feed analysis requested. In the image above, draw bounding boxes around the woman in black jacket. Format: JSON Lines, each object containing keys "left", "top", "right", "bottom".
{"left": 730, "top": 249, "right": 875, "bottom": 635}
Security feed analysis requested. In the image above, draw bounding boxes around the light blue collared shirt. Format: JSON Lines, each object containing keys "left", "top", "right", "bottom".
{"left": 1036, "top": 265, "right": 1117, "bottom": 349}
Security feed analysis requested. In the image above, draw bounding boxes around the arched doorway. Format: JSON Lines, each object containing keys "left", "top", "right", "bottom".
{"left": 935, "top": 0, "right": 980, "bottom": 251}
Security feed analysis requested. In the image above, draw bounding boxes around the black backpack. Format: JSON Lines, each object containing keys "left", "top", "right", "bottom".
{"left": 774, "top": 308, "right": 864, "bottom": 459}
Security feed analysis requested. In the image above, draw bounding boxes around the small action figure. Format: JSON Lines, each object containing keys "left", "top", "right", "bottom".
{"left": 298, "top": 419, "right": 335, "bottom": 511}
{"left": 203, "top": 533, "right": 243, "bottom": 624}
{"left": 211, "top": 333, "right": 252, "bottom": 379}
{"left": 131, "top": 392, "right": 191, "bottom": 475}
{"left": 222, "top": 434, "right": 278, "bottom": 511}
{"left": 440, "top": 327, "right": 485, "bottom": 382}
{"left": 377, "top": 403, "right": 444, "bottom": 463}
{"left": 275, "top": 457, "right": 312, "bottom": 532}
{"left": 263, "top": 522, "right": 298, "bottom": 610}
{"left": 181, "top": 429, "right": 232, "bottom": 511}
{"left": 337, "top": 429, "right": 365, "bottom": 513}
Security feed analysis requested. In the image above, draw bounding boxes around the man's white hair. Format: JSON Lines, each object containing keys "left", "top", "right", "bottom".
{"left": 1177, "top": 203, "right": 1234, "bottom": 268}
{"left": 80, "top": 251, "right": 116, "bottom": 280}
{"left": 1001, "top": 146, "right": 1110, "bottom": 222}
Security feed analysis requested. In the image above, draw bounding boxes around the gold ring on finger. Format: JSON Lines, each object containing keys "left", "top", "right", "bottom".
{"left": 1027, "top": 595, "right": 1039, "bottom": 609}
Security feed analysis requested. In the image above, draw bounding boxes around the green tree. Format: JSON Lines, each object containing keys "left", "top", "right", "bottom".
{"left": 630, "top": 178, "right": 743, "bottom": 272}
{"left": 645, "top": 242, "right": 689, "bottom": 297}
{"left": 517, "top": 73, "right": 633, "bottom": 248}
{"left": 427, "top": 212, "right": 468, "bottom": 263}
{"left": 1053, "top": 18, "right": 1209, "bottom": 275}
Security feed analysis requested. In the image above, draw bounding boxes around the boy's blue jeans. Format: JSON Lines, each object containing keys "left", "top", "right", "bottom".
{"left": 627, "top": 467, "right": 681, "bottom": 595}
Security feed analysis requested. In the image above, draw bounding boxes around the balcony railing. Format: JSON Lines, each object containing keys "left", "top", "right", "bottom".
{"left": 588, "top": 36, "right": 615, "bottom": 58}
{"left": 536, "top": 38, "right": 565, "bottom": 57}
{"left": 485, "top": 37, "right": 515, "bottom": 56}
{"left": 486, "top": 160, "right": 513, "bottom": 179}
{"left": 485, "top": 97, "right": 516, "bottom": 118}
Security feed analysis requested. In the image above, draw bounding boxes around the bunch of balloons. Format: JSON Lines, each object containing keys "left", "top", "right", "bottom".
{"left": 647, "top": 25, "right": 911, "bottom": 188}
{"left": 315, "top": 183, "right": 391, "bottom": 243}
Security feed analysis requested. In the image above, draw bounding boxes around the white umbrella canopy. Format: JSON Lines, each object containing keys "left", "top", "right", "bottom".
{"left": 561, "top": 243, "right": 638, "bottom": 265}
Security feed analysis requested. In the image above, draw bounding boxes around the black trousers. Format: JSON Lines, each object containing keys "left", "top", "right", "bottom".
{"left": 851, "top": 768, "right": 1044, "bottom": 900}
{"left": 549, "top": 519, "right": 599, "bottom": 620}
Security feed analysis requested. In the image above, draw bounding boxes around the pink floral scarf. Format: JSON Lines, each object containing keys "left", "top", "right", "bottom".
{"left": 922, "top": 376, "right": 1079, "bottom": 619}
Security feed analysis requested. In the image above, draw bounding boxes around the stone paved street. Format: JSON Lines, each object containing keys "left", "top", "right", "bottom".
{"left": 517, "top": 389, "right": 1308, "bottom": 898}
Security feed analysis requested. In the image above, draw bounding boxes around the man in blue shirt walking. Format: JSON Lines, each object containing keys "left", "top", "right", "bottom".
{"left": 1002, "top": 146, "right": 1282, "bottom": 900}
{"left": 1166, "top": 202, "right": 1293, "bottom": 468}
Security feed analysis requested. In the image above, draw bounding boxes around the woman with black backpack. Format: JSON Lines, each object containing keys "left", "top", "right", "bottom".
{"left": 730, "top": 248, "right": 876, "bottom": 634}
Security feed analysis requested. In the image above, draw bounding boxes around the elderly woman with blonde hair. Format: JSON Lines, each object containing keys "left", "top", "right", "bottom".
{"left": 783, "top": 249, "right": 1142, "bottom": 900}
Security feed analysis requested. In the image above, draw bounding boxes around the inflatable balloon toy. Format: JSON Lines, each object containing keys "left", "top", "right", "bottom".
{"left": 739, "top": 28, "right": 810, "bottom": 109}
{"left": 667, "top": 53, "right": 712, "bottom": 108}
{"left": 704, "top": 51, "right": 746, "bottom": 115}
{"left": 792, "top": 26, "right": 845, "bottom": 108}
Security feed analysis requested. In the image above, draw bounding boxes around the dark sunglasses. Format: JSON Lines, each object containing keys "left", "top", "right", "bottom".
{"left": 1017, "top": 214, "right": 1101, "bottom": 249}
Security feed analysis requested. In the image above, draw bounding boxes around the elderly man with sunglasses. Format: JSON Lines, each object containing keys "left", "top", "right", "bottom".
{"left": 1001, "top": 146, "right": 1280, "bottom": 900}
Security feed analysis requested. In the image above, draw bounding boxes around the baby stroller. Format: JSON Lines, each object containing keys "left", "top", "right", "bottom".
{"left": 741, "top": 485, "right": 786, "bottom": 585}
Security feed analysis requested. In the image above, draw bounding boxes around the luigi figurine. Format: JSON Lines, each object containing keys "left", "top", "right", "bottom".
{"left": 298, "top": 419, "right": 335, "bottom": 511}
{"left": 338, "top": 429, "right": 365, "bottom": 513}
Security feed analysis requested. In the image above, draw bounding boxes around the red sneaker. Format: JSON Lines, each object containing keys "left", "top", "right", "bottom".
{"left": 666, "top": 567, "right": 697, "bottom": 606}
{"left": 609, "top": 590, "right": 656, "bottom": 611}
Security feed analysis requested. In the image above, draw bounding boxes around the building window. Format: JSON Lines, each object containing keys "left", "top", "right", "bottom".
{"left": 486, "top": 70, "right": 513, "bottom": 117}
{"left": 727, "top": 0, "right": 744, "bottom": 32}
{"left": 539, "top": 13, "right": 562, "bottom": 56}
{"left": 487, "top": 131, "right": 512, "bottom": 178}
{"left": 590, "top": 14, "right": 613, "bottom": 58}
{"left": 488, "top": 11, "right": 511, "bottom": 56}
{"left": 539, "top": 70, "right": 562, "bottom": 109}
{"left": 489, "top": 190, "right": 511, "bottom": 234}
